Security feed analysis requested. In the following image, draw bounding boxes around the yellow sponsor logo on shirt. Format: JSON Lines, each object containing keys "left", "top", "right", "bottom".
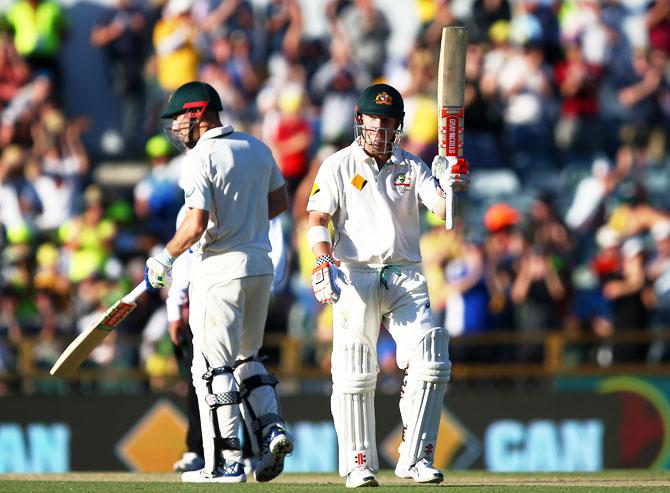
{"left": 351, "top": 175, "right": 368, "bottom": 190}
{"left": 310, "top": 183, "right": 320, "bottom": 196}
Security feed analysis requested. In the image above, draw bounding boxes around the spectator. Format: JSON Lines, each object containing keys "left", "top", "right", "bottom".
{"left": 602, "top": 237, "right": 652, "bottom": 361}
{"left": 0, "top": 145, "right": 41, "bottom": 240}
{"left": 91, "top": 0, "right": 149, "bottom": 155}
{"left": 58, "top": 185, "right": 117, "bottom": 283}
{"left": 331, "top": 0, "right": 390, "bottom": 79}
{"left": 133, "top": 135, "right": 182, "bottom": 245}
{"left": 511, "top": 244, "right": 566, "bottom": 361}
{"left": 0, "top": 34, "right": 30, "bottom": 108}
{"left": 445, "top": 232, "right": 495, "bottom": 362}
{"left": 553, "top": 38, "right": 603, "bottom": 158}
{"left": 270, "top": 84, "right": 312, "bottom": 195}
{"left": 146, "top": 0, "right": 199, "bottom": 132}
{"left": 1, "top": 0, "right": 68, "bottom": 94}
{"left": 30, "top": 109, "right": 89, "bottom": 234}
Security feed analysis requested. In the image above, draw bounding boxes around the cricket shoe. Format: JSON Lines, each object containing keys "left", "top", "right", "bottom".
{"left": 395, "top": 458, "right": 444, "bottom": 484}
{"left": 173, "top": 452, "right": 205, "bottom": 472}
{"left": 254, "top": 425, "right": 294, "bottom": 482}
{"left": 181, "top": 461, "right": 246, "bottom": 483}
{"left": 345, "top": 465, "right": 379, "bottom": 488}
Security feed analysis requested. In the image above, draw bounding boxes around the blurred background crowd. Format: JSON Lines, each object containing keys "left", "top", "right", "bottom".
{"left": 0, "top": 0, "right": 669, "bottom": 396}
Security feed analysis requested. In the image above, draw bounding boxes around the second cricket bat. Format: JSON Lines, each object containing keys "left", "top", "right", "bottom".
{"left": 437, "top": 26, "right": 468, "bottom": 230}
{"left": 50, "top": 282, "right": 147, "bottom": 378}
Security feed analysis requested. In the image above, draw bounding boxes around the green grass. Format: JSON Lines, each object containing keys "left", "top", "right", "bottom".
{"left": 1, "top": 471, "right": 670, "bottom": 492}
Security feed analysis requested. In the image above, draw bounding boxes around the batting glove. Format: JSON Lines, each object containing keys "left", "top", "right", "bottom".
{"left": 432, "top": 156, "right": 469, "bottom": 192}
{"left": 311, "top": 255, "right": 347, "bottom": 304}
{"left": 145, "top": 248, "right": 176, "bottom": 290}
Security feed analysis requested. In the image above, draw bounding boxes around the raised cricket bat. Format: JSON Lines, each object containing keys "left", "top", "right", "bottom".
{"left": 437, "top": 26, "right": 467, "bottom": 230}
{"left": 50, "top": 282, "right": 147, "bottom": 378}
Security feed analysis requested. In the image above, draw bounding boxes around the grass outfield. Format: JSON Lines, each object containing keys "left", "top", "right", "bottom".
{"left": 2, "top": 471, "right": 670, "bottom": 492}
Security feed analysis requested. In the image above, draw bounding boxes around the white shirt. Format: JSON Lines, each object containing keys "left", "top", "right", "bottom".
{"left": 181, "top": 125, "right": 285, "bottom": 272}
{"left": 307, "top": 141, "right": 441, "bottom": 265}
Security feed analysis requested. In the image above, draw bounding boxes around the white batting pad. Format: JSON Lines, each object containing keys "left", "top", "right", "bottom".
{"left": 398, "top": 328, "right": 451, "bottom": 471}
{"left": 192, "top": 351, "right": 218, "bottom": 472}
{"left": 331, "top": 340, "right": 379, "bottom": 476}
{"left": 235, "top": 360, "right": 281, "bottom": 456}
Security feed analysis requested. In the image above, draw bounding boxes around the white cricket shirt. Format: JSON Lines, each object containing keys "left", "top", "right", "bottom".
{"left": 181, "top": 125, "right": 285, "bottom": 277}
{"left": 307, "top": 141, "right": 442, "bottom": 265}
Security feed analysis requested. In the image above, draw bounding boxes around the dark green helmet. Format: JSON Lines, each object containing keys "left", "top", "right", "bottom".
{"left": 355, "top": 83, "right": 404, "bottom": 120}
{"left": 160, "top": 81, "right": 223, "bottom": 119}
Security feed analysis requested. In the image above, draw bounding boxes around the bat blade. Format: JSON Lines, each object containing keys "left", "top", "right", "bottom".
{"left": 437, "top": 26, "right": 467, "bottom": 230}
{"left": 50, "top": 282, "right": 146, "bottom": 378}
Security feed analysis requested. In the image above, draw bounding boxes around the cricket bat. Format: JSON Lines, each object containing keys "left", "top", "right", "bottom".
{"left": 50, "top": 282, "right": 147, "bottom": 378}
{"left": 437, "top": 26, "right": 467, "bottom": 230}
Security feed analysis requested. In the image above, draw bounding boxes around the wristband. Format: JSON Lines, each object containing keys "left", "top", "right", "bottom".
{"left": 316, "top": 254, "right": 335, "bottom": 266}
{"left": 159, "top": 248, "right": 177, "bottom": 267}
{"left": 307, "top": 225, "right": 332, "bottom": 249}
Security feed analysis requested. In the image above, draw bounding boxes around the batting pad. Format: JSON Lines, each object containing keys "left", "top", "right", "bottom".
{"left": 235, "top": 359, "right": 282, "bottom": 456}
{"left": 208, "top": 370, "right": 243, "bottom": 462}
{"left": 398, "top": 328, "right": 451, "bottom": 470}
{"left": 331, "top": 340, "right": 379, "bottom": 476}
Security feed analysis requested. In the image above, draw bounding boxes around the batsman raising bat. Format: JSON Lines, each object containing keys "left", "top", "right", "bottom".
{"left": 306, "top": 83, "right": 469, "bottom": 488}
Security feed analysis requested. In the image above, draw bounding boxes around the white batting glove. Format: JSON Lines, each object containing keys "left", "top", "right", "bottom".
{"left": 432, "top": 155, "right": 470, "bottom": 192}
{"left": 145, "top": 248, "right": 176, "bottom": 290}
{"left": 311, "top": 255, "right": 347, "bottom": 304}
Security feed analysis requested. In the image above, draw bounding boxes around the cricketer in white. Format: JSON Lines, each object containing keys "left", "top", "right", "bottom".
{"left": 306, "top": 83, "right": 469, "bottom": 488}
{"left": 145, "top": 81, "right": 292, "bottom": 483}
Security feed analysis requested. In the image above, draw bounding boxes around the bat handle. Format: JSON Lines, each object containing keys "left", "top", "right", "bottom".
{"left": 122, "top": 282, "right": 147, "bottom": 304}
{"left": 444, "top": 188, "right": 454, "bottom": 230}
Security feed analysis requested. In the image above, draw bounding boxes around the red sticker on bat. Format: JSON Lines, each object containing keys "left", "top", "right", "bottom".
{"left": 102, "top": 302, "right": 136, "bottom": 329}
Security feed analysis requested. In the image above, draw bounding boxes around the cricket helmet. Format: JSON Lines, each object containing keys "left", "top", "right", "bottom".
{"left": 354, "top": 83, "right": 405, "bottom": 156}
{"left": 160, "top": 81, "right": 223, "bottom": 119}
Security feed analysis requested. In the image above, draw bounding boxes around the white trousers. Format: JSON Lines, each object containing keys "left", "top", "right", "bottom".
{"left": 333, "top": 264, "right": 435, "bottom": 370}
{"left": 189, "top": 253, "right": 273, "bottom": 467}
{"left": 331, "top": 263, "right": 436, "bottom": 475}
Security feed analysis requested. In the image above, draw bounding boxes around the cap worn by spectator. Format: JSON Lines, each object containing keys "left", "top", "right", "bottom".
{"left": 484, "top": 203, "right": 519, "bottom": 233}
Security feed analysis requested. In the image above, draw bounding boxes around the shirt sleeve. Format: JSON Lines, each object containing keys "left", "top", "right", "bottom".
{"left": 182, "top": 154, "right": 210, "bottom": 211}
{"left": 306, "top": 159, "right": 339, "bottom": 216}
{"left": 416, "top": 159, "right": 442, "bottom": 213}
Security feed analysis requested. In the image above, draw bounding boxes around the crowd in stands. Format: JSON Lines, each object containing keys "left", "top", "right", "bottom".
{"left": 0, "top": 0, "right": 670, "bottom": 394}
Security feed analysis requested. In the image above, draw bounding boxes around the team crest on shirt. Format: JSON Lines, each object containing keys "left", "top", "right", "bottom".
{"left": 394, "top": 172, "right": 412, "bottom": 194}
{"left": 375, "top": 92, "right": 393, "bottom": 106}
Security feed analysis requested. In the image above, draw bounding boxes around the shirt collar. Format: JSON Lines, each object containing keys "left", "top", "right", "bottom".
{"left": 199, "top": 124, "right": 234, "bottom": 142}
{"left": 352, "top": 140, "right": 404, "bottom": 168}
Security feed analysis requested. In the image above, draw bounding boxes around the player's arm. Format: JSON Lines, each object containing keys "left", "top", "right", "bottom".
{"left": 308, "top": 210, "right": 333, "bottom": 257}
{"left": 166, "top": 207, "right": 208, "bottom": 258}
{"left": 268, "top": 184, "right": 289, "bottom": 219}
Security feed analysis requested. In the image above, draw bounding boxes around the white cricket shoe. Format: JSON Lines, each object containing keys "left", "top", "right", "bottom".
{"left": 181, "top": 461, "right": 246, "bottom": 483}
{"left": 255, "top": 425, "right": 294, "bottom": 482}
{"left": 395, "top": 458, "right": 444, "bottom": 484}
{"left": 173, "top": 452, "right": 205, "bottom": 472}
{"left": 345, "top": 465, "right": 379, "bottom": 488}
